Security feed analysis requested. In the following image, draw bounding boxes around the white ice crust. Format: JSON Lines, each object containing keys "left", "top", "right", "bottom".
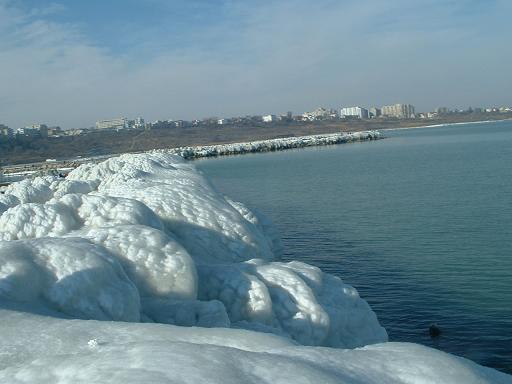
{"left": 164, "top": 130, "right": 380, "bottom": 159}
{"left": 0, "top": 152, "right": 510, "bottom": 383}
{"left": 0, "top": 309, "right": 509, "bottom": 384}
{"left": 0, "top": 153, "right": 385, "bottom": 346}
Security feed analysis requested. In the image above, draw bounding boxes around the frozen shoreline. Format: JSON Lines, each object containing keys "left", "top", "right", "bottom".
{"left": 5, "top": 119, "right": 510, "bottom": 181}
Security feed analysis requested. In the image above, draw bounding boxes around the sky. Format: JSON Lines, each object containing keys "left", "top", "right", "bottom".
{"left": 0, "top": 0, "right": 511, "bottom": 129}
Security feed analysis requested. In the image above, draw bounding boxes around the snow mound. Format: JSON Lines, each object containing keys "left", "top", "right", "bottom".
{"left": 80, "top": 225, "right": 197, "bottom": 300}
{"left": 198, "top": 259, "right": 384, "bottom": 348}
{"left": 3, "top": 177, "right": 54, "bottom": 204}
{"left": 0, "top": 193, "right": 20, "bottom": 214}
{"left": 0, "top": 309, "right": 509, "bottom": 384}
{"left": 0, "top": 153, "right": 385, "bottom": 347}
{"left": 0, "top": 238, "right": 140, "bottom": 321}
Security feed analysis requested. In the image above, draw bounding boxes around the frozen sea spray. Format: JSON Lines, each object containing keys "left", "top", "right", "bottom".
{"left": 0, "top": 152, "right": 386, "bottom": 347}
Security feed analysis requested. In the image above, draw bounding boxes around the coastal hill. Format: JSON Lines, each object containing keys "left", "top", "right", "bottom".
{"left": 1, "top": 112, "right": 510, "bottom": 166}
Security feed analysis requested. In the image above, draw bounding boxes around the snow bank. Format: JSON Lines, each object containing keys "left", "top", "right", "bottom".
{"left": 0, "top": 152, "right": 386, "bottom": 347}
{"left": 0, "top": 309, "right": 509, "bottom": 384}
{"left": 0, "top": 238, "right": 140, "bottom": 321}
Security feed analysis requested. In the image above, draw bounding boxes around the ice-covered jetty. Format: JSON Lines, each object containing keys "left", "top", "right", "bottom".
{"left": 166, "top": 130, "right": 381, "bottom": 159}
{"left": 0, "top": 152, "right": 385, "bottom": 347}
{"left": 0, "top": 153, "right": 510, "bottom": 383}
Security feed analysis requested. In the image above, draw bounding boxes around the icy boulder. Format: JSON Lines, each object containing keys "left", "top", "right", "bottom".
{"left": 79, "top": 225, "right": 197, "bottom": 300}
{"left": 0, "top": 238, "right": 140, "bottom": 321}
{"left": 70, "top": 154, "right": 277, "bottom": 264}
{"left": 0, "top": 194, "right": 163, "bottom": 241}
{"left": 0, "top": 202, "right": 80, "bottom": 240}
{"left": 3, "top": 177, "right": 54, "bottom": 204}
{"left": 198, "top": 259, "right": 386, "bottom": 347}
{"left": 0, "top": 153, "right": 386, "bottom": 347}
{"left": 0, "top": 193, "right": 20, "bottom": 214}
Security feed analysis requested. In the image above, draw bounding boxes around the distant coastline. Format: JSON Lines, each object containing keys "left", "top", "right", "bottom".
{"left": 0, "top": 131, "right": 381, "bottom": 186}
{"left": 382, "top": 117, "right": 512, "bottom": 132}
{"left": 160, "top": 117, "right": 511, "bottom": 160}
{"left": 1, "top": 113, "right": 511, "bottom": 166}
{"left": 2, "top": 116, "right": 512, "bottom": 180}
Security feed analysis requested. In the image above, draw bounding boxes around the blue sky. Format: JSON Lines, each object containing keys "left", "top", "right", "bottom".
{"left": 0, "top": 0, "right": 511, "bottom": 128}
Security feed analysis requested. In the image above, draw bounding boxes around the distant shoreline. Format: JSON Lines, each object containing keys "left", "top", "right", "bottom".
{"left": 2, "top": 116, "right": 512, "bottom": 177}
{"left": 381, "top": 117, "right": 512, "bottom": 132}
{"left": 166, "top": 118, "right": 512, "bottom": 161}
{"left": 2, "top": 113, "right": 512, "bottom": 166}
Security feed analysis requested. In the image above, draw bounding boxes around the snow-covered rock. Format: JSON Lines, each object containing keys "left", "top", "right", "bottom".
{"left": 0, "top": 152, "right": 386, "bottom": 347}
{"left": 0, "top": 238, "right": 140, "bottom": 321}
{"left": 164, "top": 130, "right": 381, "bottom": 159}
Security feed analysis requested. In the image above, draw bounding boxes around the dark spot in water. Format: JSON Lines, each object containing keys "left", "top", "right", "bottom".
{"left": 429, "top": 324, "right": 441, "bottom": 338}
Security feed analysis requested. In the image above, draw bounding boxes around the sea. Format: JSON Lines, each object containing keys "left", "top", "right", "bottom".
{"left": 196, "top": 120, "right": 512, "bottom": 374}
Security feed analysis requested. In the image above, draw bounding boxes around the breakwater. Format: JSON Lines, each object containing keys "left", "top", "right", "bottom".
{"left": 164, "top": 130, "right": 381, "bottom": 159}
{"left": 1, "top": 131, "right": 380, "bottom": 186}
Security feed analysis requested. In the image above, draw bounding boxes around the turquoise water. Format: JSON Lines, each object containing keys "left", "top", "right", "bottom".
{"left": 196, "top": 120, "right": 512, "bottom": 373}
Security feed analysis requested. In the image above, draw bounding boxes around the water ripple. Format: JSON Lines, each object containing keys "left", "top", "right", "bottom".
{"left": 198, "top": 120, "right": 512, "bottom": 374}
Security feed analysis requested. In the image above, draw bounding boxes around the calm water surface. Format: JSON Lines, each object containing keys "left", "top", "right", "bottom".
{"left": 196, "top": 120, "right": 512, "bottom": 373}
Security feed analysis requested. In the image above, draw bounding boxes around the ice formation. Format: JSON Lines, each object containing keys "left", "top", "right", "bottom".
{"left": 165, "top": 130, "right": 381, "bottom": 159}
{"left": 0, "top": 308, "right": 509, "bottom": 384}
{"left": 0, "top": 152, "right": 510, "bottom": 383}
{"left": 0, "top": 152, "right": 385, "bottom": 347}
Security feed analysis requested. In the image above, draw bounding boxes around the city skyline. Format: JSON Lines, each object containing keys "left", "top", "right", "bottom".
{"left": 1, "top": 0, "right": 511, "bottom": 129}
{"left": 4, "top": 101, "right": 511, "bottom": 132}
{"left": 4, "top": 103, "right": 512, "bottom": 131}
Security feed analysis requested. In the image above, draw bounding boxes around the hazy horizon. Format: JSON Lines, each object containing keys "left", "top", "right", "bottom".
{"left": 1, "top": 0, "right": 511, "bottom": 129}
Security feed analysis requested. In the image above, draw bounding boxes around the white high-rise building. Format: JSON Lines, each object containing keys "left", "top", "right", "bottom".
{"left": 262, "top": 114, "right": 277, "bottom": 123}
{"left": 340, "top": 106, "right": 369, "bottom": 119}
{"left": 16, "top": 127, "right": 39, "bottom": 136}
{"left": 29, "top": 124, "right": 48, "bottom": 137}
{"left": 381, "top": 104, "right": 415, "bottom": 119}
{"left": 302, "top": 107, "right": 337, "bottom": 121}
{"left": 134, "top": 117, "right": 145, "bottom": 129}
{"left": 0, "top": 124, "right": 13, "bottom": 138}
{"left": 96, "top": 118, "right": 128, "bottom": 130}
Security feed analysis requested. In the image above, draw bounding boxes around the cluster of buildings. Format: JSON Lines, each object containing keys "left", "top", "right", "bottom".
{"left": 295, "top": 104, "right": 415, "bottom": 121}
{"left": 140, "top": 113, "right": 293, "bottom": 130}
{"left": 300, "top": 108, "right": 339, "bottom": 121}
{"left": 297, "top": 104, "right": 512, "bottom": 122}
{"left": 95, "top": 117, "right": 146, "bottom": 130}
{"left": 91, "top": 104, "right": 511, "bottom": 130}
{"left": 0, "top": 117, "right": 149, "bottom": 139}
{"left": 336, "top": 104, "right": 416, "bottom": 120}
{"left": 1, "top": 104, "right": 511, "bottom": 142}
{"left": 0, "top": 124, "right": 12, "bottom": 138}
{"left": 0, "top": 123, "right": 62, "bottom": 140}
{"left": 417, "top": 106, "right": 512, "bottom": 119}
